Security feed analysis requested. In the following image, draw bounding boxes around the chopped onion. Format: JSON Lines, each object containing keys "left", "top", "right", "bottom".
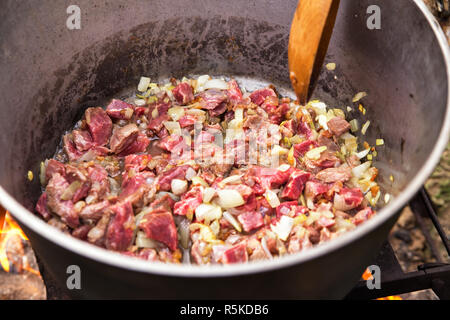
{"left": 203, "top": 79, "right": 229, "bottom": 90}
{"left": 185, "top": 167, "right": 197, "bottom": 181}
{"left": 261, "top": 237, "right": 273, "bottom": 259}
{"left": 223, "top": 211, "right": 242, "bottom": 232}
{"left": 376, "top": 139, "right": 385, "bottom": 146}
{"left": 271, "top": 216, "right": 294, "bottom": 241}
{"left": 289, "top": 135, "right": 303, "bottom": 145}
{"left": 195, "top": 75, "right": 211, "bottom": 92}
{"left": 77, "top": 149, "right": 97, "bottom": 162}
{"left": 349, "top": 119, "right": 359, "bottom": 132}
{"left": 352, "top": 161, "right": 372, "bottom": 179}
{"left": 278, "top": 164, "right": 291, "bottom": 172}
{"left": 61, "top": 181, "right": 81, "bottom": 201}
{"left": 384, "top": 193, "right": 391, "bottom": 204}
{"left": 151, "top": 107, "right": 159, "bottom": 119}
{"left": 39, "top": 161, "right": 46, "bottom": 186}
{"left": 217, "top": 189, "right": 245, "bottom": 209}
{"left": 219, "top": 175, "right": 243, "bottom": 187}
{"left": 136, "top": 231, "right": 159, "bottom": 248}
{"left": 85, "top": 195, "right": 95, "bottom": 205}
{"left": 189, "top": 223, "right": 217, "bottom": 243}
{"left": 163, "top": 121, "right": 181, "bottom": 135}
{"left": 135, "top": 99, "right": 146, "bottom": 106}
{"left": 305, "top": 146, "right": 327, "bottom": 160}
{"left": 333, "top": 217, "right": 355, "bottom": 233}
{"left": 203, "top": 187, "right": 216, "bottom": 203}
{"left": 264, "top": 190, "right": 281, "bottom": 208}
{"left": 288, "top": 147, "right": 296, "bottom": 166}
{"left": 352, "top": 91, "right": 367, "bottom": 103}
{"left": 356, "top": 149, "right": 370, "bottom": 159}
{"left": 195, "top": 203, "right": 222, "bottom": 224}
{"left": 178, "top": 218, "right": 190, "bottom": 249}
{"left": 171, "top": 179, "right": 188, "bottom": 196}
{"left": 333, "top": 108, "right": 346, "bottom": 119}
{"left": 168, "top": 107, "right": 185, "bottom": 121}
{"left": 234, "top": 108, "right": 244, "bottom": 122}
{"left": 361, "top": 121, "right": 371, "bottom": 135}
{"left": 310, "top": 101, "right": 327, "bottom": 115}
{"left": 74, "top": 201, "right": 86, "bottom": 213}
{"left": 156, "top": 191, "right": 180, "bottom": 202}
{"left": 326, "top": 63, "right": 336, "bottom": 71}
{"left": 271, "top": 145, "right": 289, "bottom": 157}
{"left": 305, "top": 211, "right": 320, "bottom": 226}
{"left": 191, "top": 176, "right": 209, "bottom": 187}
{"left": 316, "top": 114, "right": 329, "bottom": 130}
{"left": 108, "top": 178, "right": 121, "bottom": 196}
{"left": 210, "top": 220, "right": 220, "bottom": 236}
{"left": 138, "top": 77, "right": 151, "bottom": 92}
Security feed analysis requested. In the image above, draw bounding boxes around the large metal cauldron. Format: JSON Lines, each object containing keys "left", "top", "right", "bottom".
{"left": 0, "top": 0, "right": 449, "bottom": 299}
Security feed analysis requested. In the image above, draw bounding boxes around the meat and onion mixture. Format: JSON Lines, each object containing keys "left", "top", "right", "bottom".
{"left": 34, "top": 75, "right": 383, "bottom": 265}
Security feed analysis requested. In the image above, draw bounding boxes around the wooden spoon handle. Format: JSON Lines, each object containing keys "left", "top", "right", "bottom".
{"left": 289, "top": 0, "right": 340, "bottom": 105}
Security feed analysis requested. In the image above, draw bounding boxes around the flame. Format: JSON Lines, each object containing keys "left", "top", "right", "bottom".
{"left": 377, "top": 296, "right": 403, "bottom": 300}
{"left": 0, "top": 210, "right": 39, "bottom": 275}
{"left": 362, "top": 268, "right": 374, "bottom": 281}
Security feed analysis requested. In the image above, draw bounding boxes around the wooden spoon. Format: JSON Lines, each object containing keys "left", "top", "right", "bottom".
{"left": 289, "top": 0, "right": 340, "bottom": 105}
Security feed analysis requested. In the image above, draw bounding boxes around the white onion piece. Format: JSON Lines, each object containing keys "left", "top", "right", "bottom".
{"left": 156, "top": 191, "right": 180, "bottom": 202}
{"left": 203, "top": 187, "right": 216, "bottom": 203}
{"left": 310, "top": 101, "right": 327, "bottom": 115}
{"left": 356, "top": 149, "right": 370, "bottom": 159}
{"left": 349, "top": 119, "right": 359, "bottom": 133}
{"left": 138, "top": 77, "right": 151, "bottom": 92}
{"left": 316, "top": 114, "right": 329, "bottom": 130}
{"left": 261, "top": 237, "right": 273, "bottom": 259}
{"left": 178, "top": 218, "right": 190, "bottom": 249}
{"left": 195, "top": 75, "right": 211, "bottom": 92}
{"left": 361, "top": 121, "right": 371, "bottom": 135}
{"left": 210, "top": 220, "right": 220, "bottom": 236}
{"left": 203, "top": 79, "right": 229, "bottom": 90}
{"left": 195, "top": 204, "right": 222, "bottom": 224}
{"left": 305, "top": 211, "right": 321, "bottom": 226}
{"left": 352, "top": 161, "right": 372, "bottom": 179}
{"left": 61, "top": 181, "right": 81, "bottom": 201}
{"left": 234, "top": 108, "right": 244, "bottom": 122}
{"left": 278, "top": 164, "right": 291, "bottom": 172}
{"left": 191, "top": 176, "right": 209, "bottom": 187}
{"left": 85, "top": 195, "right": 96, "bottom": 205}
{"left": 217, "top": 190, "right": 245, "bottom": 209}
{"left": 135, "top": 99, "right": 146, "bottom": 106}
{"left": 185, "top": 167, "right": 197, "bottom": 181}
{"left": 305, "top": 146, "right": 327, "bottom": 160}
{"left": 219, "top": 175, "right": 242, "bottom": 186}
{"left": 171, "top": 179, "right": 188, "bottom": 196}
{"left": 77, "top": 149, "right": 97, "bottom": 162}
{"left": 168, "top": 107, "right": 185, "bottom": 121}
{"left": 136, "top": 231, "right": 159, "bottom": 248}
{"left": 163, "top": 121, "right": 181, "bottom": 135}
{"left": 223, "top": 211, "right": 242, "bottom": 232}
{"left": 271, "top": 216, "right": 294, "bottom": 241}
{"left": 264, "top": 190, "right": 281, "bottom": 208}
{"left": 352, "top": 91, "right": 367, "bottom": 102}
{"left": 39, "top": 161, "right": 46, "bottom": 186}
